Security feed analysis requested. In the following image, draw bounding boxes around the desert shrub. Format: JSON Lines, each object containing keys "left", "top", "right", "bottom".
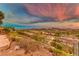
{"left": 49, "top": 47, "right": 71, "bottom": 56}
{"left": 29, "top": 33, "right": 48, "bottom": 43}
{"left": 51, "top": 42, "right": 64, "bottom": 50}
{"left": 51, "top": 38, "right": 64, "bottom": 50}
{"left": 18, "top": 38, "right": 42, "bottom": 53}
{"left": 3, "top": 27, "right": 15, "bottom": 33}
{"left": 7, "top": 30, "right": 23, "bottom": 42}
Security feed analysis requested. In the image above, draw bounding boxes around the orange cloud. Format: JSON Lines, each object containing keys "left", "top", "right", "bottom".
{"left": 24, "top": 4, "right": 79, "bottom": 21}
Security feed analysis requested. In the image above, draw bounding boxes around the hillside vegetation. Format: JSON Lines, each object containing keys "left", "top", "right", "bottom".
{"left": 0, "top": 27, "right": 79, "bottom": 56}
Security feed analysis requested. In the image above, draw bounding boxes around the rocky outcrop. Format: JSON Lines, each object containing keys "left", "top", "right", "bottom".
{"left": 0, "top": 35, "right": 10, "bottom": 50}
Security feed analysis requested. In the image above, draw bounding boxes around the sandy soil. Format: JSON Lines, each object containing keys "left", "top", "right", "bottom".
{"left": 0, "top": 35, "right": 52, "bottom": 56}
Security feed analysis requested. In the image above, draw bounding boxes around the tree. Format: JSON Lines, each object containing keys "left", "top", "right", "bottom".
{"left": 0, "top": 11, "right": 4, "bottom": 25}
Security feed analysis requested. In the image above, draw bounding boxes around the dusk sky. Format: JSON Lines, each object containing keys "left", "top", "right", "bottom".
{"left": 0, "top": 4, "right": 79, "bottom": 29}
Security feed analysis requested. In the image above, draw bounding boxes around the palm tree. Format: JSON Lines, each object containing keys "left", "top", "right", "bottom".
{"left": 0, "top": 11, "right": 4, "bottom": 25}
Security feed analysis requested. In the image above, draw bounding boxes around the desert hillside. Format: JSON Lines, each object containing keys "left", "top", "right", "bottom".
{"left": 0, "top": 27, "right": 79, "bottom": 56}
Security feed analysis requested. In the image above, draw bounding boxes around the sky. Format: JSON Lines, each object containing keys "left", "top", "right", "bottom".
{"left": 0, "top": 3, "right": 79, "bottom": 29}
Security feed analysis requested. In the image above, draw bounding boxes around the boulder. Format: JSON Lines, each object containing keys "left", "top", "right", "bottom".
{"left": 0, "top": 35, "right": 10, "bottom": 50}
